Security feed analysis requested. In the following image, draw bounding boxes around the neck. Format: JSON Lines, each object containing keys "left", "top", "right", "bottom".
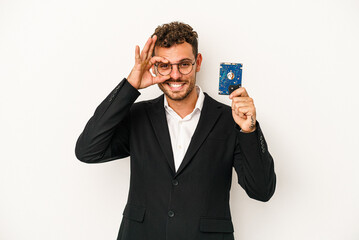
{"left": 166, "top": 87, "right": 198, "bottom": 119}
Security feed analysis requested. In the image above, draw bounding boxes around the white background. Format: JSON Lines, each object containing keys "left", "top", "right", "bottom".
{"left": 1, "top": 0, "right": 359, "bottom": 239}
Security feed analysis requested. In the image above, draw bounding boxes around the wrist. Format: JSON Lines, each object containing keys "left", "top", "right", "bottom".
{"left": 240, "top": 126, "right": 256, "bottom": 133}
{"left": 126, "top": 73, "right": 139, "bottom": 89}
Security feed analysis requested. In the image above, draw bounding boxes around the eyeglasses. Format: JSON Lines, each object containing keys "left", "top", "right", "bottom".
{"left": 154, "top": 59, "right": 196, "bottom": 76}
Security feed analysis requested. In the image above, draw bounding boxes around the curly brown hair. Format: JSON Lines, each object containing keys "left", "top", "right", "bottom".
{"left": 151, "top": 21, "right": 198, "bottom": 57}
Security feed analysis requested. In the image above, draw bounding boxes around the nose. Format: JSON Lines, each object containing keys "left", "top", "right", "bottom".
{"left": 170, "top": 65, "right": 182, "bottom": 80}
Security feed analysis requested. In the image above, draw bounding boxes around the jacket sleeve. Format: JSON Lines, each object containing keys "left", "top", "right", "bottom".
{"left": 75, "top": 78, "right": 140, "bottom": 163}
{"left": 233, "top": 121, "right": 276, "bottom": 202}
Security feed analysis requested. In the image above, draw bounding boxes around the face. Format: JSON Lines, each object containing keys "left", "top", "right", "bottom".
{"left": 154, "top": 42, "right": 202, "bottom": 101}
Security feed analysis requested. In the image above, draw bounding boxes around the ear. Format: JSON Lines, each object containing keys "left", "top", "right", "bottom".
{"left": 195, "top": 53, "right": 203, "bottom": 72}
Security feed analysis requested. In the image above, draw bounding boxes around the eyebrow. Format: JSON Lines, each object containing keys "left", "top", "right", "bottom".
{"left": 167, "top": 58, "right": 194, "bottom": 64}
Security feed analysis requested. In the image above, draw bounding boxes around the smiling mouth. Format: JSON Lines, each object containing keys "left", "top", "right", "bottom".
{"left": 167, "top": 82, "right": 185, "bottom": 88}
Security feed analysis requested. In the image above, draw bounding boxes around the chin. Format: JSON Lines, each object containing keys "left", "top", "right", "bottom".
{"left": 159, "top": 82, "right": 195, "bottom": 101}
{"left": 165, "top": 92, "right": 191, "bottom": 101}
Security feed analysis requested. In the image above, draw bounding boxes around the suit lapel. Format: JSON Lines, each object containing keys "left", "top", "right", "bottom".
{"left": 146, "top": 95, "right": 176, "bottom": 174}
{"left": 175, "top": 93, "right": 223, "bottom": 177}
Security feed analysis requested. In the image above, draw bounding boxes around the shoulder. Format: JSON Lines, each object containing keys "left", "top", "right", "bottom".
{"left": 203, "top": 92, "right": 232, "bottom": 113}
{"left": 130, "top": 94, "right": 163, "bottom": 112}
{"left": 202, "top": 92, "right": 236, "bottom": 129}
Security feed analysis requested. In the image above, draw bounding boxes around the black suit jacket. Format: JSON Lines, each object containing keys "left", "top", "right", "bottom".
{"left": 75, "top": 79, "right": 276, "bottom": 240}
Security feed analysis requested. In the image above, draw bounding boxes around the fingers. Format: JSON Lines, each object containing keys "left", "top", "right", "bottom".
{"left": 148, "top": 35, "right": 157, "bottom": 58}
{"left": 231, "top": 95, "right": 256, "bottom": 119}
{"left": 140, "top": 37, "right": 153, "bottom": 60}
{"left": 145, "top": 56, "right": 169, "bottom": 72}
{"left": 135, "top": 45, "right": 140, "bottom": 62}
{"left": 140, "top": 35, "right": 157, "bottom": 61}
{"left": 149, "top": 56, "right": 168, "bottom": 65}
{"left": 231, "top": 100, "right": 253, "bottom": 108}
{"left": 232, "top": 106, "right": 255, "bottom": 120}
{"left": 232, "top": 108, "right": 246, "bottom": 118}
{"left": 231, "top": 101, "right": 255, "bottom": 117}
{"left": 229, "top": 87, "right": 249, "bottom": 99}
{"left": 230, "top": 88, "right": 257, "bottom": 132}
{"left": 230, "top": 94, "right": 254, "bottom": 118}
{"left": 136, "top": 36, "right": 161, "bottom": 70}
{"left": 153, "top": 74, "right": 171, "bottom": 84}
{"left": 231, "top": 96, "right": 253, "bottom": 103}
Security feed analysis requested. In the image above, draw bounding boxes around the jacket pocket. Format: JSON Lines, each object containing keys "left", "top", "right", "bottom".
{"left": 122, "top": 204, "right": 146, "bottom": 223}
{"left": 199, "top": 217, "right": 234, "bottom": 233}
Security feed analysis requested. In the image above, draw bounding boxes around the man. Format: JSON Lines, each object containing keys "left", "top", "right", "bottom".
{"left": 75, "top": 22, "right": 276, "bottom": 240}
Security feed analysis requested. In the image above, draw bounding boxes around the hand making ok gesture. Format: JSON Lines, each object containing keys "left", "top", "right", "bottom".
{"left": 127, "top": 35, "right": 170, "bottom": 89}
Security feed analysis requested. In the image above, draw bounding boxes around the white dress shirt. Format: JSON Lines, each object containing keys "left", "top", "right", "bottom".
{"left": 164, "top": 86, "right": 205, "bottom": 172}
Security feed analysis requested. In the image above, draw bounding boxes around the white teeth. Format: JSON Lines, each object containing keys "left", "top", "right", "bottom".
{"left": 168, "top": 83, "right": 184, "bottom": 87}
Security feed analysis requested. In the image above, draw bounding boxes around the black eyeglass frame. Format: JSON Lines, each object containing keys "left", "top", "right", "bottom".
{"left": 154, "top": 57, "right": 197, "bottom": 76}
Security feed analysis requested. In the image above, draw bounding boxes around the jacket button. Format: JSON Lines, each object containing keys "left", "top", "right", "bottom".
{"left": 172, "top": 179, "right": 179, "bottom": 186}
{"left": 168, "top": 211, "right": 175, "bottom": 218}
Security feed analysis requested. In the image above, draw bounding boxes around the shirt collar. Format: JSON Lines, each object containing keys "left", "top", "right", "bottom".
{"left": 164, "top": 85, "right": 205, "bottom": 116}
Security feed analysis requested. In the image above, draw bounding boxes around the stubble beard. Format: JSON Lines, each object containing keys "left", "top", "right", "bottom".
{"left": 158, "top": 77, "right": 196, "bottom": 101}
